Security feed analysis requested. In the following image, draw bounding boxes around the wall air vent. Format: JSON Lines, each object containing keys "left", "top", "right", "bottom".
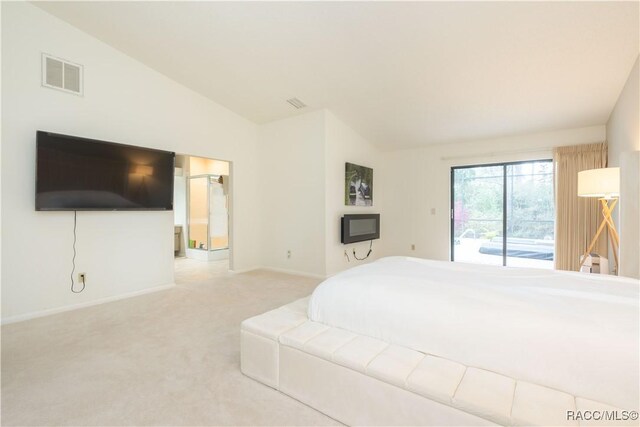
{"left": 286, "top": 98, "right": 306, "bottom": 109}
{"left": 42, "top": 53, "right": 83, "bottom": 96}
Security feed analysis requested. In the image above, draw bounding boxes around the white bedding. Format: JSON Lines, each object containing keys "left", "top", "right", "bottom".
{"left": 308, "top": 257, "right": 639, "bottom": 409}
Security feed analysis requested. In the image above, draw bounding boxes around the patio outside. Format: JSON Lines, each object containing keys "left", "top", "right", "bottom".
{"left": 454, "top": 237, "right": 554, "bottom": 269}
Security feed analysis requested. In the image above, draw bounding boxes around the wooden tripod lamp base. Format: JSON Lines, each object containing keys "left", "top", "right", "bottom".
{"left": 577, "top": 167, "right": 620, "bottom": 274}
{"left": 579, "top": 198, "right": 619, "bottom": 273}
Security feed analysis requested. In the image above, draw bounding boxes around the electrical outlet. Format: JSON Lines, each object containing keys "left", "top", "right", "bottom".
{"left": 78, "top": 273, "right": 86, "bottom": 282}
{"left": 411, "top": 244, "right": 415, "bottom": 251}
{"left": 286, "top": 250, "right": 291, "bottom": 259}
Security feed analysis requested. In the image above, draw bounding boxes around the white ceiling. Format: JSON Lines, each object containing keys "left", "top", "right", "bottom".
{"left": 35, "top": 1, "right": 639, "bottom": 149}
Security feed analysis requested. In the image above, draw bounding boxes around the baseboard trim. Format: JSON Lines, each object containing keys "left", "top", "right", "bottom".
{"left": 260, "top": 267, "right": 326, "bottom": 280}
{"left": 228, "top": 266, "right": 262, "bottom": 274}
{"left": 229, "top": 266, "right": 326, "bottom": 279}
{"left": 1, "top": 283, "right": 176, "bottom": 325}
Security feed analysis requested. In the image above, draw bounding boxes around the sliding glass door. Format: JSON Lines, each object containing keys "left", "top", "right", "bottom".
{"left": 451, "top": 160, "right": 554, "bottom": 268}
{"left": 451, "top": 165, "right": 504, "bottom": 266}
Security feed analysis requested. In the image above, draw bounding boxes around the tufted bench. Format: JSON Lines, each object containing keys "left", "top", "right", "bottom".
{"left": 241, "top": 298, "right": 636, "bottom": 426}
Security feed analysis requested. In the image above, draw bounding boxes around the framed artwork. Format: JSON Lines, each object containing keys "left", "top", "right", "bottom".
{"left": 345, "top": 162, "right": 373, "bottom": 206}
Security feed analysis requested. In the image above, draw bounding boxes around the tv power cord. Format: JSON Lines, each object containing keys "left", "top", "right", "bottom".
{"left": 70, "top": 210, "right": 85, "bottom": 293}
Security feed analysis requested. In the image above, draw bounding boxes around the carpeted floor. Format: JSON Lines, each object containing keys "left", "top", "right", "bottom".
{"left": 1, "top": 258, "right": 340, "bottom": 426}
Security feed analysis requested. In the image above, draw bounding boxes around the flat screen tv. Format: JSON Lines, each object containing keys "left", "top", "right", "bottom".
{"left": 36, "top": 131, "right": 175, "bottom": 211}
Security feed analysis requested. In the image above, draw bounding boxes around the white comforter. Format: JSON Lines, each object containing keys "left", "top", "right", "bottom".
{"left": 308, "top": 257, "right": 639, "bottom": 409}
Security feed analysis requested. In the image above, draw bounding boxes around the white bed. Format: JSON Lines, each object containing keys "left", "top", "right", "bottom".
{"left": 242, "top": 257, "right": 639, "bottom": 426}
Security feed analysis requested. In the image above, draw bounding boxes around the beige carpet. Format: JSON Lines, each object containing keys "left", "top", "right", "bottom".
{"left": 1, "top": 259, "right": 340, "bottom": 426}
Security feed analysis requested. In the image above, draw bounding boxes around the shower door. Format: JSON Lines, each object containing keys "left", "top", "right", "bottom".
{"left": 187, "top": 175, "right": 229, "bottom": 252}
{"left": 209, "top": 177, "right": 228, "bottom": 250}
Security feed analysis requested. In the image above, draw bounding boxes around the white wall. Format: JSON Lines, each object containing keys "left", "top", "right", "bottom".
{"left": 607, "top": 56, "right": 640, "bottom": 279}
{"left": 324, "top": 111, "right": 385, "bottom": 276}
{"left": 383, "top": 126, "right": 607, "bottom": 261}
{"left": 258, "top": 110, "right": 327, "bottom": 277}
{"left": 1, "top": 3, "right": 261, "bottom": 322}
{"left": 258, "top": 109, "right": 384, "bottom": 277}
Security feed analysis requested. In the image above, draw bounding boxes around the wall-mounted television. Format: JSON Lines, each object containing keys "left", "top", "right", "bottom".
{"left": 36, "top": 131, "right": 175, "bottom": 211}
{"left": 341, "top": 214, "right": 380, "bottom": 244}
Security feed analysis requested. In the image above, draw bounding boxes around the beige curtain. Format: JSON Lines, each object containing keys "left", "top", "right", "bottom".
{"left": 554, "top": 142, "right": 608, "bottom": 271}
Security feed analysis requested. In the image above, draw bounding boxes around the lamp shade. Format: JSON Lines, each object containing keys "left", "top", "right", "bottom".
{"left": 577, "top": 167, "right": 620, "bottom": 198}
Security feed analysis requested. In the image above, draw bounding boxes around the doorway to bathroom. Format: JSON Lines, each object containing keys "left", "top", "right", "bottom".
{"left": 173, "top": 154, "right": 231, "bottom": 275}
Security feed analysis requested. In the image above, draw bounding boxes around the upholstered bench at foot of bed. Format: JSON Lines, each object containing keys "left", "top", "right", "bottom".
{"left": 240, "top": 298, "right": 308, "bottom": 388}
{"left": 240, "top": 298, "right": 636, "bottom": 427}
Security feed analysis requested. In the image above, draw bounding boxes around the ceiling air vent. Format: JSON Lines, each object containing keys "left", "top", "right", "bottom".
{"left": 286, "top": 98, "right": 306, "bottom": 109}
{"left": 42, "top": 53, "right": 83, "bottom": 96}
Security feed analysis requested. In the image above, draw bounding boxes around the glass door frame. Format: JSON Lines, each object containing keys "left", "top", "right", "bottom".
{"left": 450, "top": 159, "right": 553, "bottom": 266}
{"left": 187, "top": 174, "right": 213, "bottom": 251}
{"left": 187, "top": 173, "right": 229, "bottom": 252}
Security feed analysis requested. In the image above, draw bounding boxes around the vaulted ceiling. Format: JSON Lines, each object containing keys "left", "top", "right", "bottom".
{"left": 35, "top": 1, "right": 639, "bottom": 149}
